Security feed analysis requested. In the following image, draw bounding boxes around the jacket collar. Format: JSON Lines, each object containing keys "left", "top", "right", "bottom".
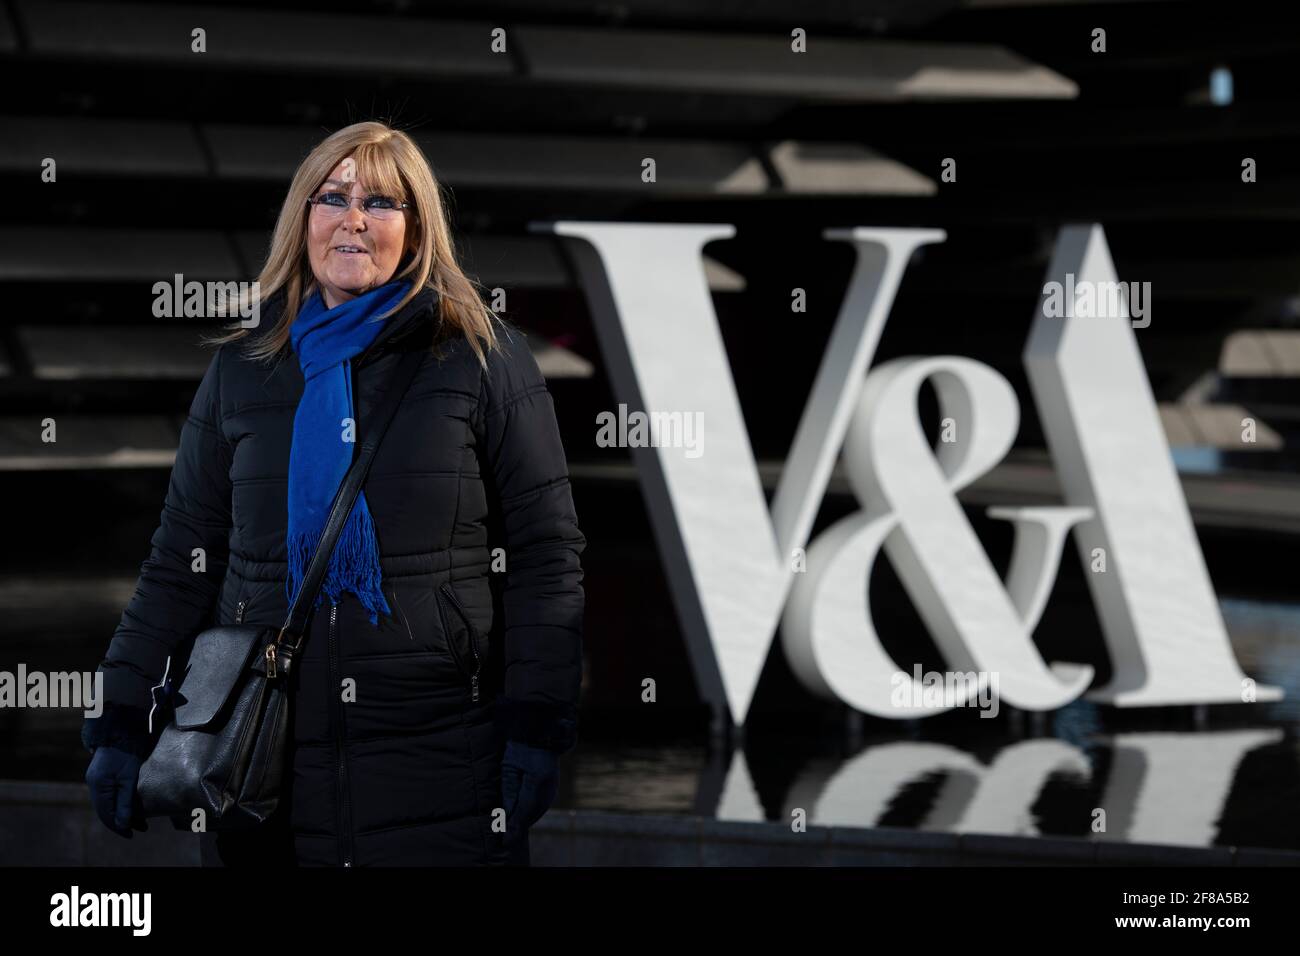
{"left": 334, "top": 285, "right": 438, "bottom": 369}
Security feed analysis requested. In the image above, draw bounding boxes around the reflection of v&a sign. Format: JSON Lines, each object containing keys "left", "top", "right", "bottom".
{"left": 544, "top": 221, "right": 1283, "bottom": 727}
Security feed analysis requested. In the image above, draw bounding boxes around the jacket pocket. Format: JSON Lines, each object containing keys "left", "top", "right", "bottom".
{"left": 434, "top": 582, "right": 483, "bottom": 703}
{"left": 387, "top": 585, "right": 417, "bottom": 644}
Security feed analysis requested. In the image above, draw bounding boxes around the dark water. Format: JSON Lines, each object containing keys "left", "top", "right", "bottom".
{"left": 560, "top": 597, "right": 1300, "bottom": 852}
{"left": 3, "top": 582, "right": 1297, "bottom": 854}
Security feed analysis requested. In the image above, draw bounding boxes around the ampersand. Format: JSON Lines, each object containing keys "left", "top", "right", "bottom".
{"left": 781, "top": 356, "right": 1095, "bottom": 718}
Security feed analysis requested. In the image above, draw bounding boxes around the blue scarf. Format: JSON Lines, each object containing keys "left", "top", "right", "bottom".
{"left": 285, "top": 279, "right": 412, "bottom": 625}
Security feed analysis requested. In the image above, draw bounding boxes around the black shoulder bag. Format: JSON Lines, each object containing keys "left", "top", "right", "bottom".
{"left": 137, "top": 348, "right": 426, "bottom": 830}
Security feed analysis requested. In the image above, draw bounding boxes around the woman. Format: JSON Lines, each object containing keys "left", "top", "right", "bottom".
{"left": 79, "top": 121, "right": 587, "bottom": 867}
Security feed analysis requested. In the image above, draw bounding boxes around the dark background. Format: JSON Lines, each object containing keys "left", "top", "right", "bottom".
{"left": 0, "top": 1, "right": 1297, "bottom": 851}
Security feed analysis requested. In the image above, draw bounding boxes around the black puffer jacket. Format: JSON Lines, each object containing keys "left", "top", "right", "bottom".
{"left": 88, "top": 286, "right": 586, "bottom": 866}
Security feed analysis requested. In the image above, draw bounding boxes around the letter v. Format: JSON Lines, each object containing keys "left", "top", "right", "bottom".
{"left": 539, "top": 221, "right": 945, "bottom": 730}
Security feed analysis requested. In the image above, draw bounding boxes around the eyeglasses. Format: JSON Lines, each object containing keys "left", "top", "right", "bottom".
{"left": 306, "top": 190, "right": 410, "bottom": 221}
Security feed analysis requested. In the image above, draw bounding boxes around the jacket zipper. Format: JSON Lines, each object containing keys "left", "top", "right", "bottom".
{"left": 327, "top": 601, "right": 354, "bottom": 867}
{"left": 439, "top": 582, "right": 481, "bottom": 703}
{"left": 234, "top": 599, "right": 247, "bottom": 624}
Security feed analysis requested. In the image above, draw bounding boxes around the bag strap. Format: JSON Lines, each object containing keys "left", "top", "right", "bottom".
{"left": 276, "top": 347, "right": 426, "bottom": 647}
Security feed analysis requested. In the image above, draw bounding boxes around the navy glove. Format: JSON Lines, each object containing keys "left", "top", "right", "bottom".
{"left": 85, "top": 747, "right": 148, "bottom": 837}
{"left": 493, "top": 695, "right": 576, "bottom": 845}
{"left": 501, "top": 739, "right": 559, "bottom": 845}
{"left": 82, "top": 703, "right": 153, "bottom": 838}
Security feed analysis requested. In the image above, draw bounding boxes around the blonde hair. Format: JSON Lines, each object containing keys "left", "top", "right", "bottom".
{"left": 204, "top": 120, "right": 501, "bottom": 367}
